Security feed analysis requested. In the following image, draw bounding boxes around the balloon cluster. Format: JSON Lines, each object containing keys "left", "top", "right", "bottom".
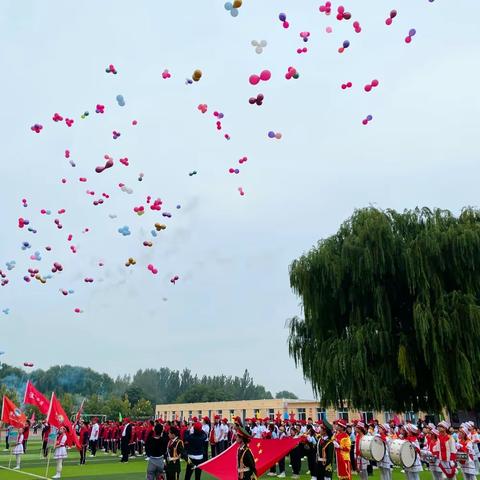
{"left": 54, "top": 218, "right": 63, "bottom": 229}
{"left": 162, "top": 212, "right": 172, "bottom": 218}
{"left": 249, "top": 70, "right": 271, "bottom": 85}
{"left": 154, "top": 223, "right": 167, "bottom": 232}
{"left": 0, "top": 270, "right": 8, "bottom": 286}
{"left": 170, "top": 275, "right": 179, "bottom": 284}
{"left": 6, "top": 261, "right": 16, "bottom": 271}
{"left": 95, "top": 156, "right": 114, "bottom": 173}
{"left": 132, "top": 119, "right": 138, "bottom": 125}
{"left": 251, "top": 40, "right": 267, "bottom": 54}
{"left": 40, "top": 209, "right": 52, "bottom": 215}
{"left": 22, "top": 198, "right": 28, "bottom": 208}
{"left": 51, "top": 262, "right": 63, "bottom": 273}
{"left": 362, "top": 114, "right": 373, "bottom": 125}
{"left": 229, "top": 167, "right": 240, "bottom": 174}
{"left": 189, "top": 171, "right": 198, "bottom": 177}
{"left": 118, "top": 226, "right": 131, "bottom": 236}
{"left": 18, "top": 217, "right": 29, "bottom": 229}
{"left": 300, "top": 31, "right": 310, "bottom": 42}
{"left": 81, "top": 111, "right": 89, "bottom": 119}
{"left": 249, "top": 93, "right": 264, "bottom": 106}
{"left": 239, "top": 156, "right": 247, "bottom": 164}
{"left": 268, "top": 131, "right": 282, "bottom": 139}
{"left": 238, "top": 187, "right": 245, "bottom": 196}
{"left": 119, "top": 183, "right": 133, "bottom": 194}
{"left": 224, "top": 0, "right": 242, "bottom": 17}
{"left": 112, "top": 130, "right": 121, "bottom": 139}
{"left": 74, "top": 308, "right": 83, "bottom": 313}
{"left": 405, "top": 29, "right": 416, "bottom": 44}
{"left": 341, "top": 81, "right": 353, "bottom": 90}
{"left": 338, "top": 40, "right": 350, "bottom": 53}
{"left": 106, "top": 64, "right": 117, "bottom": 74}
{"left": 30, "top": 251, "right": 41, "bottom": 261}
{"left": 147, "top": 264, "right": 158, "bottom": 275}
{"left": 125, "top": 257, "right": 136, "bottom": 267}
{"left": 96, "top": 104, "right": 105, "bottom": 114}
{"left": 285, "top": 66, "right": 299, "bottom": 80}
{"left": 197, "top": 104, "right": 208, "bottom": 114}
{"left": 319, "top": 2, "right": 332, "bottom": 15}
{"left": 134, "top": 206, "right": 145, "bottom": 216}
{"left": 31, "top": 123, "right": 43, "bottom": 133}
{"left": 336, "top": 6, "right": 351, "bottom": 20}
{"left": 150, "top": 198, "right": 162, "bottom": 211}
{"left": 60, "top": 288, "right": 75, "bottom": 296}
{"left": 386, "top": 10, "right": 397, "bottom": 26}
{"left": 297, "top": 47, "right": 308, "bottom": 54}
{"left": 353, "top": 21, "right": 362, "bottom": 33}
{"left": 278, "top": 12, "right": 289, "bottom": 29}
{"left": 116, "top": 95, "right": 125, "bottom": 107}
{"left": 84, "top": 278, "right": 94, "bottom": 283}
{"left": 119, "top": 157, "right": 129, "bottom": 166}
{"left": 364, "top": 79, "right": 379, "bottom": 92}
{"left": 21, "top": 241, "right": 31, "bottom": 250}
{"left": 143, "top": 241, "right": 153, "bottom": 247}
{"left": 138, "top": 172, "right": 144, "bottom": 182}
{"left": 65, "top": 118, "right": 74, "bottom": 127}
{"left": 52, "top": 113, "right": 63, "bottom": 122}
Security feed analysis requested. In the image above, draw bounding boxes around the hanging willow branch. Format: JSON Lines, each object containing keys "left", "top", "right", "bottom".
{"left": 288, "top": 207, "right": 480, "bottom": 411}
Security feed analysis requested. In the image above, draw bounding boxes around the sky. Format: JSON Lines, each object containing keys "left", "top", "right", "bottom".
{"left": 0, "top": 0, "right": 479, "bottom": 400}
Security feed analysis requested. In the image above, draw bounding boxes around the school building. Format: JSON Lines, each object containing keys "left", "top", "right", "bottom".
{"left": 155, "top": 398, "right": 430, "bottom": 424}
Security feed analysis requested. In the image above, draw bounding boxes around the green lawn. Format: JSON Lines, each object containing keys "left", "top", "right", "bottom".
{"left": 0, "top": 437, "right": 436, "bottom": 480}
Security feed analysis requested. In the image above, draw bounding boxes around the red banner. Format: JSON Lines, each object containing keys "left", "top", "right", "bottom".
{"left": 46, "top": 393, "right": 80, "bottom": 450}
{"left": 199, "top": 438, "right": 300, "bottom": 480}
{"left": 24, "top": 380, "right": 50, "bottom": 414}
{"left": 1, "top": 395, "right": 27, "bottom": 428}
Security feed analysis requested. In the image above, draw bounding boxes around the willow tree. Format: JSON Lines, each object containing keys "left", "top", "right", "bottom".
{"left": 288, "top": 207, "right": 480, "bottom": 412}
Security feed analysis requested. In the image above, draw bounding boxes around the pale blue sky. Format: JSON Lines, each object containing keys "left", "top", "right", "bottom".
{"left": 1, "top": 1, "right": 479, "bottom": 398}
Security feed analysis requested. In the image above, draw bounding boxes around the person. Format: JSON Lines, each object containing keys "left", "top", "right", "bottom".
{"left": 22, "top": 419, "right": 30, "bottom": 453}
{"left": 404, "top": 424, "right": 423, "bottom": 480}
{"left": 237, "top": 425, "right": 257, "bottom": 480}
{"left": 211, "top": 415, "right": 222, "bottom": 457}
{"left": 5, "top": 424, "right": 12, "bottom": 451}
{"left": 457, "top": 425, "right": 477, "bottom": 480}
{"left": 220, "top": 418, "right": 229, "bottom": 452}
{"left": 145, "top": 423, "right": 168, "bottom": 480}
{"left": 120, "top": 417, "right": 133, "bottom": 462}
{"left": 435, "top": 421, "right": 457, "bottom": 479}
{"left": 355, "top": 421, "right": 369, "bottom": 480}
{"left": 305, "top": 424, "right": 318, "bottom": 480}
{"left": 185, "top": 421, "right": 207, "bottom": 480}
{"left": 316, "top": 421, "right": 335, "bottom": 480}
{"left": 166, "top": 426, "right": 184, "bottom": 480}
{"left": 289, "top": 426, "right": 303, "bottom": 479}
{"left": 377, "top": 423, "right": 393, "bottom": 480}
{"left": 12, "top": 427, "right": 24, "bottom": 470}
{"left": 89, "top": 417, "right": 99, "bottom": 457}
{"left": 52, "top": 426, "right": 68, "bottom": 479}
{"left": 424, "top": 427, "right": 442, "bottom": 480}
{"left": 333, "top": 419, "right": 352, "bottom": 480}
{"left": 79, "top": 420, "right": 90, "bottom": 465}
{"left": 202, "top": 416, "right": 211, "bottom": 461}
{"left": 41, "top": 420, "right": 51, "bottom": 457}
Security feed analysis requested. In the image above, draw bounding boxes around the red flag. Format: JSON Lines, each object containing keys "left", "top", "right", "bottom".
{"left": 46, "top": 393, "right": 80, "bottom": 450}
{"left": 199, "top": 438, "right": 300, "bottom": 480}
{"left": 1, "top": 395, "right": 27, "bottom": 428}
{"left": 75, "top": 398, "right": 85, "bottom": 423}
{"left": 23, "top": 380, "right": 49, "bottom": 415}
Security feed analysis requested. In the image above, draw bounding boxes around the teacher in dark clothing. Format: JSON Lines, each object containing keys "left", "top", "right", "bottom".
{"left": 120, "top": 418, "right": 132, "bottom": 463}
{"left": 184, "top": 422, "right": 207, "bottom": 480}
{"left": 145, "top": 423, "right": 168, "bottom": 480}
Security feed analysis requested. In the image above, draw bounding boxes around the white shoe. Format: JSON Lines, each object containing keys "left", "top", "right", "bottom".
{"left": 52, "top": 474, "right": 61, "bottom": 479}
{"left": 311, "top": 477, "right": 318, "bottom": 480}
{"left": 13, "top": 466, "right": 20, "bottom": 470}
{"left": 277, "top": 474, "right": 286, "bottom": 478}
{"left": 267, "top": 474, "right": 276, "bottom": 477}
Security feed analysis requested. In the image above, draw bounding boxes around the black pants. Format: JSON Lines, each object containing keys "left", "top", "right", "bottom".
{"left": 185, "top": 457, "right": 203, "bottom": 480}
{"left": 80, "top": 445, "right": 88, "bottom": 464}
{"left": 350, "top": 445, "right": 356, "bottom": 471}
{"left": 42, "top": 440, "right": 49, "bottom": 457}
{"left": 23, "top": 439, "right": 28, "bottom": 453}
{"left": 307, "top": 449, "right": 317, "bottom": 476}
{"left": 120, "top": 439, "right": 129, "bottom": 462}
{"left": 203, "top": 442, "right": 209, "bottom": 461}
{"left": 90, "top": 439, "right": 97, "bottom": 456}
{"left": 210, "top": 443, "right": 217, "bottom": 458}
{"left": 166, "top": 460, "right": 181, "bottom": 480}
{"left": 5, "top": 437, "right": 9, "bottom": 450}
{"left": 317, "top": 463, "right": 333, "bottom": 480}
{"left": 290, "top": 447, "right": 302, "bottom": 475}
{"left": 129, "top": 443, "right": 135, "bottom": 456}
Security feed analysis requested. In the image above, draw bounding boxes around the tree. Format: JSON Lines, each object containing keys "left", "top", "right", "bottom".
{"left": 276, "top": 391, "right": 298, "bottom": 399}
{"left": 0, "top": 384, "right": 20, "bottom": 404}
{"left": 288, "top": 207, "right": 480, "bottom": 412}
{"left": 84, "top": 395, "right": 106, "bottom": 415}
{"left": 104, "top": 396, "right": 131, "bottom": 421}
{"left": 125, "top": 386, "right": 146, "bottom": 406}
{"left": 132, "top": 398, "right": 153, "bottom": 418}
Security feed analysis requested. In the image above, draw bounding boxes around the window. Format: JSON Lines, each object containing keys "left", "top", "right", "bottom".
{"left": 198, "top": 410, "right": 202, "bottom": 418}
{"left": 405, "top": 411, "right": 417, "bottom": 423}
{"left": 217, "top": 410, "right": 222, "bottom": 417}
{"left": 317, "top": 408, "right": 327, "bottom": 422}
{"left": 361, "top": 411, "right": 374, "bottom": 423}
{"left": 297, "top": 408, "right": 306, "bottom": 421}
{"left": 384, "top": 411, "right": 394, "bottom": 422}
{"left": 242, "top": 409, "right": 247, "bottom": 422}
{"left": 337, "top": 409, "right": 349, "bottom": 421}
{"left": 269, "top": 409, "right": 275, "bottom": 421}
{"left": 171, "top": 411, "right": 176, "bottom": 420}
{"left": 208, "top": 410, "right": 212, "bottom": 419}
{"left": 229, "top": 410, "right": 235, "bottom": 420}
{"left": 188, "top": 410, "right": 193, "bottom": 419}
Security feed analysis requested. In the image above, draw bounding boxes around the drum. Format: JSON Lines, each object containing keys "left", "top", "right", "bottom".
{"left": 456, "top": 452, "right": 469, "bottom": 463}
{"left": 360, "top": 435, "right": 386, "bottom": 462}
{"left": 420, "top": 450, "right": 437, "bottom": 465}
{"left": 389, "top": 439, "right": 416, "bottom": 468}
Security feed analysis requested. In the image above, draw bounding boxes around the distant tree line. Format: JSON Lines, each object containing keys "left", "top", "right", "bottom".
{"left": 0, "top": 363, "right": 294, "bottom": 420}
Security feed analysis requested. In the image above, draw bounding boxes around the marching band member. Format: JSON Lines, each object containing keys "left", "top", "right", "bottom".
{"left": 166, "top": 426, "right": 184, "bottom": 480}
{"left": 457, "top": 426, "right": 477, "bottom": 480}
{"left": 404, "top": 424, "right": 423, "bottom": 480}
{"left": 316, "top": 421, "right": 335, "bottom": 480}
{"left": 377, "top": 423, "right": 393, "bottom": 480}
{"left": 333, "top": 419, "right": 352, "bottom": 480}
{"left": 12, "top": 427, "right": 24, "bottom": 470}
{"left": 52, "top": 426, "right": 68, "bottom": 479}
{"left": 467, "top": 422, "right": 480, "bottom": 474}
{"left": 236, "top": 426, "right": 257, "bottom": 480}
{"left": 354, "top": 421, "right": 370, "bottom": 480}
{"left": 435, "top": 421, "right": 457, "bottom": 480}
{"left": 425, "top": 428, "right": 442, "bottom": 480}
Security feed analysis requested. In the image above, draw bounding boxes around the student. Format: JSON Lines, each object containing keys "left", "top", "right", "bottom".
{"left": 145, "top": 423, "right": 168, "bottom": 480}
{"left": 12, "top": 427, "right": 25, "bottom": 470}
{"left": 184, "top": 422, "right": 207, "bottom": 480}
{"left": 52, "top": 426, "right": 68, "bottom": 479}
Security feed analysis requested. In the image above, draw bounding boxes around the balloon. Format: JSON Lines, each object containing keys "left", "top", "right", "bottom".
{"left": 343, "top": 40, "right": 350, "bottom": 48}
{"left": 249, "top": 74, "right": 260, "bottom": 85}
{"left": 112, "top": 130, "right": 121, "bottom": 139}
{"left": 326, "top": 26, "right": 333, "bottom": 33}
{"left": 118, "top": 226, "right": 131, "bottom": 236}
{"left": 224, "top": 2, "right": 233, "bottom": 10}
{"left": 192, "top": 69, "right": 202, "bottom": 81}
{"left": 116, "top": 94, "right": 125, "bottom": 106}
{"left": 233, "top": 0, "right": 242, "bottom": 7}
{"left": 268, "top": 131, "right": 275, "bottom": 138}
{"left": 106, "top": 64, "right": 117, "bottom": 74}
{"left": 52, "top": 113, "right": 63, "bottom": 122}
{"left": 409, "top": 28, "right": 416, "bottom": 37}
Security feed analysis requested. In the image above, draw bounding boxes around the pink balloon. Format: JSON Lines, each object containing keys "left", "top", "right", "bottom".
{"left": 326, "top": 26, "right": 333, "bottom": 33}
{"left": 260, "top": 70, "right": 271, "bottom": 81}
{"left": 275, "top": 132, "right": 282, "bottom": 139}
{"left": 249, "top": 74, "right": 260, "bottom": 85}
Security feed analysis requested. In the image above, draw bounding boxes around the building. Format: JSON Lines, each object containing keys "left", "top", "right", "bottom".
{"left": 155, "top": 399, "right": 431, "bottom": 425}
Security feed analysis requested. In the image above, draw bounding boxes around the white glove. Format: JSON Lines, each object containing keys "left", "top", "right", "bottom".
{"left": 333, "top": 441, "right": 340, "bottom": 448}
{"left": 450, "top": 461, "right": 456, "bottom": 467}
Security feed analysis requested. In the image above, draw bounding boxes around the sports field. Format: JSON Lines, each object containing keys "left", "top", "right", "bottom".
{"left": 0, "top": 437, "right": 435, "bottom": 480}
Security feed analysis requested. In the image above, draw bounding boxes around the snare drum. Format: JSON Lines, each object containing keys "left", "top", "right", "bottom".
{"left": 360, "top": 435, "right": 386, "bottom": 462}
{"left": 389, "top": 439, "right": 417, "bottom": 468}
{"left": 456, "top": 452, "right": 469, "bottom": 463}
{"left": 420, "top": 450, "right": 437, "bottom": 465}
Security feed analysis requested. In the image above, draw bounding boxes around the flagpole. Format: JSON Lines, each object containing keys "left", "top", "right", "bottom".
{"left": 23, "top": 380, "right": 30, "bottom": 405}
{"left": 45, "top": 446, "right": 51, "bottom": 478}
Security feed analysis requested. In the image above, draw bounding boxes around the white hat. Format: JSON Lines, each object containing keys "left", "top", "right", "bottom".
{"left": 461, "top": 426, "right": 470, "bottom": 437}
{"left": 438, "top": 421, "right": 450, "bottom": 429}
{"left": 428, "top": 423, "right": 435, "bottom": 430}
{"left": 380, "top": 423, "right": 390, "bottom": 432}
{"left": 408, "top": 424, "right": 419, "bottom": 434}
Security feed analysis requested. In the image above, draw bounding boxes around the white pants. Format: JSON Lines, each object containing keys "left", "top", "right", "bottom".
{"left": 56, "top": 458, "right": 63, "bottom": 475}
{"left": 406, "top": 472, "right": 420, "bottom": 480}
{"left": 431, "top": 471, "right": 443, "bottom": 480}
{"left": 463, "top": 474, "right": 476, "bottom": 480}
{"left": 379, "top": 467, "right": 392, "bottom": 480}
{"left": 16, "top": 454, "right": 21, "bottom": 468}
{"left": 358, "top": 469, "right": 368, "bottom": 480}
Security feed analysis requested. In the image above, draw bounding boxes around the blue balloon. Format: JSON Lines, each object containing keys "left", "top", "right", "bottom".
{"left": 224, "top": 2, "right": 232, "bottom": 10}
{"left": 343, "top": 40, "right": 350, "bottom": 48}
{"left": 230, "top": 8, "right": 239, "bottom": 16}
{"left": 116, "top": 94, "right": 126, "bottom": 107}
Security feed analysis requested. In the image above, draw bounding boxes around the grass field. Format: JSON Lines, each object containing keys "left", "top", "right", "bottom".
{"left": 0, "top": 436, "right": 437, "bottom": 480}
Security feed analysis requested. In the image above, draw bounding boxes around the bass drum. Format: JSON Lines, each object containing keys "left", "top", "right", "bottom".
{"left": 360, "top": 435, "right": 386, "bottom": 462}
{"left": 389, "top": 439, "right": 416, "bottom": 468}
